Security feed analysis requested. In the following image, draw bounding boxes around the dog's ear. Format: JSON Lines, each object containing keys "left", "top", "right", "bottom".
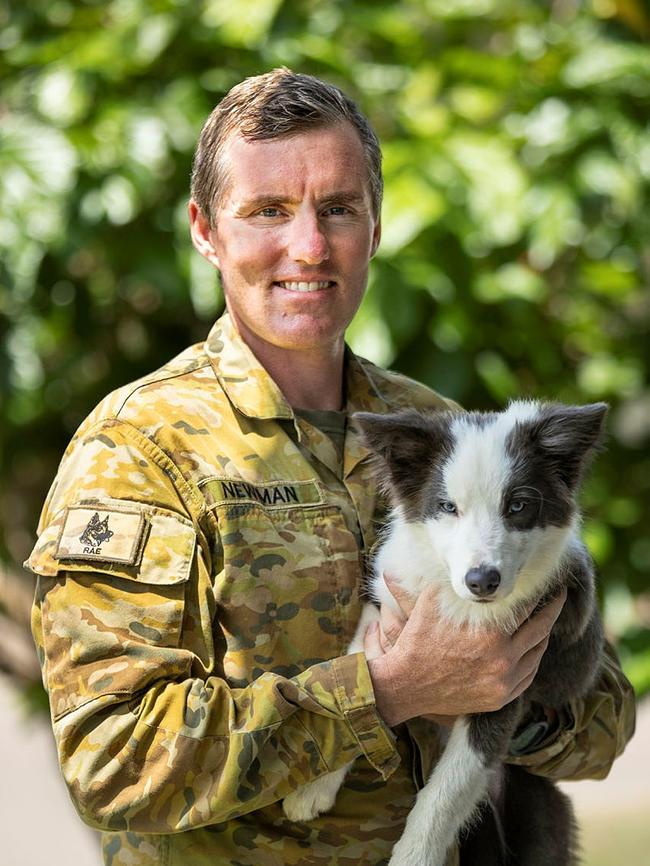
{"left": 530, "top": 402, "right": 608, "bottom": 489}
{"left": 352, "top": 410, "right": 453, "bottom": 503}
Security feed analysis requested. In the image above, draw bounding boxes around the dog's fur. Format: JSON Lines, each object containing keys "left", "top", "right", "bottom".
{"left": 283, "top": 400, "right": 607, "bottom": 866}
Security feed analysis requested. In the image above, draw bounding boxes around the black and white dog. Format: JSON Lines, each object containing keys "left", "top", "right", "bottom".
{"left": 283, "top": 400, "right": 607, "bottom": 866}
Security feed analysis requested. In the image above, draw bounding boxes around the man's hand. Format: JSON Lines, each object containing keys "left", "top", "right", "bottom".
{"left": 366, "top": 574, "right": 567, "bottom": 728}
{"left": 363, "top": 577, "right": 457, "bottom": 727}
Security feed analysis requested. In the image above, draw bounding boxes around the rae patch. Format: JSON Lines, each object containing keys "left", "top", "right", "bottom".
{"left": 54, "top": 506, "right": 146, "bottom": 564}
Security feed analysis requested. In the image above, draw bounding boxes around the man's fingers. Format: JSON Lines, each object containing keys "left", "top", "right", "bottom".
{"left": 363, "top": 621, "right": 384, "bottom": 661}
{"left": 507, "top": 668, "right": 538, "bottom": 704}
{"left": 380, "top": 602, "right": 406, "bottom": 646}
{"left": 513, "top": 587, "right": 567, "bottom": 653}
{"left": 515, "top": 634, "right": 549, "bottom": 687}
{"left": 383, "top": 572, "right": 417, "bottom": 617}
{"left": 378, "top": 625, "right": 393, "bottom": 654}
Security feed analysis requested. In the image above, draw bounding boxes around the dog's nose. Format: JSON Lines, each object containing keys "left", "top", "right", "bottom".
{"left": 465, "top": 566, "right": 501, "bottom": 597}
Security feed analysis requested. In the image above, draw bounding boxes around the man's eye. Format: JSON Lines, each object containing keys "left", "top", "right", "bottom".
{"left": 508, "top": 500, "right": 528, "bottom": 514}
{"left": 257, "top": 207, "right": 282, "bottom": 217}
{"left": 439, "top": 500, "right": 458, "bottom": 515}
{"left": 324, "top": 206, "right": 349, "bottom": 216}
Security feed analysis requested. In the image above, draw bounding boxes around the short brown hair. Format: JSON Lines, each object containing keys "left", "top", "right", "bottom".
{"left": 191, "top": 68, "right": 383, "bottom": 225}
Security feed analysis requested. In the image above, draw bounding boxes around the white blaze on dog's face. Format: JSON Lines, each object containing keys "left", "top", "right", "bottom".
{"left": 428, "top": 404, "right": 573, "bottom": 608}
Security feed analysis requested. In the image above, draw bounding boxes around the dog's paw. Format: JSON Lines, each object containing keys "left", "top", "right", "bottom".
{"left": 282, "top": 777, "right": 340, "bottom": 823}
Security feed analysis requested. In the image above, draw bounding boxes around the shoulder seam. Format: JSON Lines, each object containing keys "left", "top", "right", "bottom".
{"left": 114, "top": 360, "right": 213, "bottom": 418}
{"left": 81, "top": 417, "right": 207, "bottom": 523}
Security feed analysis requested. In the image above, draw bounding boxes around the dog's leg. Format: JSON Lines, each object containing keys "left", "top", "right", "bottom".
{"left": 346, "top": 601, "right": 382, "bottom": 655}
{"left": 282, "top": 762, "right": 352, "bottom": 823}
{"left": 501, "top": 766, "right": 579, "bottom": 866}
{"left": 389, "top": 718, "right": 490, "bottom": 866}
{"left": 282, "top": 603, "right": 381, "bottom": 822}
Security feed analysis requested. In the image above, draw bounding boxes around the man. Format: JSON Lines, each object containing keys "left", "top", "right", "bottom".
{"left": 27, "top": 69, "right": 634, "bottom": 866}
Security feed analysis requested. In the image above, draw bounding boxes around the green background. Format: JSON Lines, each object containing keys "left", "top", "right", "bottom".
{"left": 1, "top": 0, "right": 648, "bottom": 705}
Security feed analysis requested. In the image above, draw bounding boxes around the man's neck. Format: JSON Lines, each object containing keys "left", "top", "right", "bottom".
{"left": 277, "top": 354, "right": 345, "bottom": 411}
{"left": 239, "top": 332, "right": 345, "bottom": 411}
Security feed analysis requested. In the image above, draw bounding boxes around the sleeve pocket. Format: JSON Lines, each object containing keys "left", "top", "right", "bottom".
{"left": 26, "top": 500, "right": 196, "bottom": 586}
{"left": 28, "top": 502, "right": 196, "bottom": 718}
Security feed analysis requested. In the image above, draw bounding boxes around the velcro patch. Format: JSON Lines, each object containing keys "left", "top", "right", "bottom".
{"left": 54, "top": 506, "right": 146, "bottom": 564}
{"left": 202, "top": 478, "right": 323, "bottom": 509}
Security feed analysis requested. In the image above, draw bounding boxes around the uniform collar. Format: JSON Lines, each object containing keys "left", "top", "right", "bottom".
{"left": 205, "top": 312, "right": 293, "bottom": 420}
{"left": 342, "top": 350, "right": 392, "bottom": 477}
{"left": 205, "top": 311, "right": 394, "bottom": 421}
{"left": 204, "top": 311, "right": 394, "bottom": 477}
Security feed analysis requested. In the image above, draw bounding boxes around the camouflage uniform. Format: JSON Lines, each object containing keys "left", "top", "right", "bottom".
{"left": 27, "top": 313, "right": 635, "bottom": 866}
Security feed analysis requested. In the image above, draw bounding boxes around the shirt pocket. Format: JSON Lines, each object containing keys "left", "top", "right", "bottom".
{"left": 27, "top": 501, "right": 195, "bottom": 718}
{"left": 213, "top": 502, "right": 364, "bottom": 688}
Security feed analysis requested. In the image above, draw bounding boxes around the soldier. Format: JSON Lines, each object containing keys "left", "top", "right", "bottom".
{"left": 27, "top": 69, "right": 635, "bottom": 866}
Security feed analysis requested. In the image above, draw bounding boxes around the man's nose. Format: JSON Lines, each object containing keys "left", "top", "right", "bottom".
{"left": 288, "top": 213, "right": 329, "bottom": 264}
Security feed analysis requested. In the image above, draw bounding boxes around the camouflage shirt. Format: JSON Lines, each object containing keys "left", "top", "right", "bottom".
{"left": 27, "top": 313, "right": 635, "bottom": 866}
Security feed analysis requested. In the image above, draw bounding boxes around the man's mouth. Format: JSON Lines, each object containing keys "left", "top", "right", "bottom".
{"left": 275, "top": 280, "right": 335, "bottom": 292}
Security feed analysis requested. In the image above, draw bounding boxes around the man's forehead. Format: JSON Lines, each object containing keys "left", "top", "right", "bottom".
{"left": 218, "top": 124, "right": 371, "bottom": 202}
{"left": 224, "top": 120, "right": 364, "bottom": 155}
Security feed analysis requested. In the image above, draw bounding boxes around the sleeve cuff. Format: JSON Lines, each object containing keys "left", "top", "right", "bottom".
{"left": 507, "top": 643, "right": 635, "bottom": 781}
{"left": 509, "top": 702, "right": 573, "bottom": 757}
{"left": 330, "top": 652, "right": 400, "bottom": 780}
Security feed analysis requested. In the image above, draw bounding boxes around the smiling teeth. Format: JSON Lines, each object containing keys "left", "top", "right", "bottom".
{"left": 278, "top": 281, "right": 331, "bottom": 292}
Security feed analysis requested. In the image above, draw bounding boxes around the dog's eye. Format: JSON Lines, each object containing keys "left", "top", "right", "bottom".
{"left": 508, "top": 500, "right": 527, "bottom": 514}
{"left": 439, "top": 500, "right": 458, "bottom": 515}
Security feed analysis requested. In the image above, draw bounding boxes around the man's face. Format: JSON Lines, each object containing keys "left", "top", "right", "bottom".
{"left": 189, "top": 122, "right": 381, "bottom": 361}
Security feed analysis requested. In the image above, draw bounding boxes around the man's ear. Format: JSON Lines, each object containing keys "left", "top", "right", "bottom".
{"left": 370, "top": 219, "right": 381, "bottom": 258}
{"left": 188, "top": 199, "right": 220, "bottom": 269}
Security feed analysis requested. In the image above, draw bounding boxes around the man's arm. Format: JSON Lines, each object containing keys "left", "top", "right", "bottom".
{"left": 365, "top": 578, "right": 635, "bottom": 781}
{"left": 28, "top": 419, "right": 399, "bottom": 833}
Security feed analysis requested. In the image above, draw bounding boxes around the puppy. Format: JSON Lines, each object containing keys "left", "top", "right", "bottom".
{"left": 283, "top": 401, "right": 606, "bottom": 866}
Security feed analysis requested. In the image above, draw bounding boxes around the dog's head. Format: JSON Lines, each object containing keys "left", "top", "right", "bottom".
{"left": 353, "top": 401, "right": 607, "bottom": 608}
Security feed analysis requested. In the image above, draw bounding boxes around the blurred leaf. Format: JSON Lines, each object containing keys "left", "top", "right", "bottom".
{"left": 564, "top": 40, "right": 650, "bottom": 94}
{"left": 445, "top": 132, "right": 528, "bottom": 248}
{"left": 474, "top": 263, "right": 547, "bottom": 303}
{"left": 379, "top": 169, "right": 446, "bottom": 255}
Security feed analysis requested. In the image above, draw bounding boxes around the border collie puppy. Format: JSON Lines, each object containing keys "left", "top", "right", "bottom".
{"left": 283, "top": 401, "right": 607, "bottom": 866}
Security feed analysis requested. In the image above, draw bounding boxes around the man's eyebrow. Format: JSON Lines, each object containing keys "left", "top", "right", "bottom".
{"left": 319, "top": 191, "right": 368, "bottom": 207}
{"left": 235, "top": 191, "right": 368, "bottom": 211}
{"left": 237, "top": 194, "right": 296, "bottom": 209}
{"left": 323, "top": 190, "right": 366, "bottom": 201}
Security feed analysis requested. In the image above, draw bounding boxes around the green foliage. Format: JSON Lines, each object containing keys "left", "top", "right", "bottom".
{"left": 1, "top": 0, "right": 648, "bottom": 693}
